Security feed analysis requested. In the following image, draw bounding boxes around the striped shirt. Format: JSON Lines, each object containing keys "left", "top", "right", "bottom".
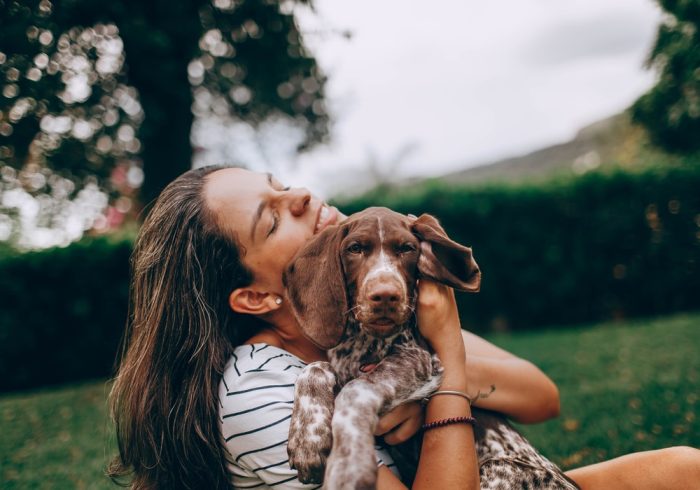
{"left": 219, "top": 343, "right": 399, "bottom": 489}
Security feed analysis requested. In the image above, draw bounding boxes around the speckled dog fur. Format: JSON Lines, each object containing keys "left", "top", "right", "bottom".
{"left": 290, "top": 321, "right": 442, "bottom": 489}
{"left": 284, "top": 208, "right": 579, "bottom": 490}
{"left": 472, "top": 409, "right": 579, "bottom": 489}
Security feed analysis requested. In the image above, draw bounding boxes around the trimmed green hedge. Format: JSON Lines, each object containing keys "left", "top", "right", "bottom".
{"left": 2, "top": 164, "right": 699, "bottom": 391}
{"left": 337, "top": 164, "right": 700, "bottom": 332}
{"left": 0, "top": 236, "right": 131, "bottom": 392}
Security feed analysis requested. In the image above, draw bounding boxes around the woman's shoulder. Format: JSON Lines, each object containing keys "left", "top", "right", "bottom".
{"left": 218, "top": 343, "right": 305, "bottom": 425}
{"left": 226, "top": 343, "right": 305, "bottom": 378}
{"left": 218, "top": 344, "right": 305, "bottom": 467}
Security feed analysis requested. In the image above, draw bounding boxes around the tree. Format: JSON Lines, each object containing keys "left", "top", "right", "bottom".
{"left": 0, "top": 0, "right": 329, "bottom": 212}
{"left": 632, "top": 0, "right": 700, "bottom": 153}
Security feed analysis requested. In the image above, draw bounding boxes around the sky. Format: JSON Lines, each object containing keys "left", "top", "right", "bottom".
{"left": 195, "top": 0, "right": 662, "bottom": 197}
{"left": 4, "top": 0, "right": 665, "bottom": 248}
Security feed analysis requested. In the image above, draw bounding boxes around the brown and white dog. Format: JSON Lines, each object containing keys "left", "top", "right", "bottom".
{"left": 283, "top": 207, "right": 578, "bottom": 490}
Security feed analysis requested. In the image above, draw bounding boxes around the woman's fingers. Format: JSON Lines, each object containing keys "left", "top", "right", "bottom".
{"left": 375, "top": 404, "right": 411, "bottom": 435}
{"left": 382, "top": 411, "right": 424, "bottom": 445}
{"left": 374, "top": 402, "right": 424, "bottom": 444}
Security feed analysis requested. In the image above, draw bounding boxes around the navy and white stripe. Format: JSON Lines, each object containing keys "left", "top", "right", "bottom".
{"left": 219, "top": 343, "right": 398, "bottom": 489}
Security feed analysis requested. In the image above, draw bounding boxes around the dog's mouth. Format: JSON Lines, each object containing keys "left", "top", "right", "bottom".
{"left": 369, "top": 317, "right": 396, "bottom": 331}
{"left": 354, "top": 297, "right": 413, "bottom": 337}
{"left": 361, "top": 317, "right": 401, "bottom": 337}
{"left": 372, "top": 318, "right": 394, "bottom": 326}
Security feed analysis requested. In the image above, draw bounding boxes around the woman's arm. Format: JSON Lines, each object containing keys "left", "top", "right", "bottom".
{"left": 375, "top": 331, "right": 561, "bottom": 445}
{"left": 462, "top": 330, "right": 560, "bottom": 423}
{"left": 413, "top": 320, "right": 478, "bottom": 489}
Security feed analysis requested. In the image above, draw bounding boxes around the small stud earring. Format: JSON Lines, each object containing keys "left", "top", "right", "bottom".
{"left": 275, "top": 297, "right": 283, "bottom": 305}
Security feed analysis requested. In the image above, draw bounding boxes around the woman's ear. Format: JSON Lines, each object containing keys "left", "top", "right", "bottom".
{"left": 228, "top": 288, "right": 281, "bottom": 315}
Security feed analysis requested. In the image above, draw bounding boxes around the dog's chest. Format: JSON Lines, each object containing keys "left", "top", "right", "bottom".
{"left": 327, "top": 324, "right": 416, "bottom": 386}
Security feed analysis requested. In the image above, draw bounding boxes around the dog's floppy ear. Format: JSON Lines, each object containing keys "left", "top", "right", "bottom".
{"left": 411, "top": 214, "right": 481, "bottom": 292}
{"left": 283, "top": 225, "right": 348, "bottom": 349}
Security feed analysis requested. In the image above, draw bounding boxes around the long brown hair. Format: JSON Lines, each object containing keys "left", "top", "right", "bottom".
{"left": 108, "top": 165, "right": 260, "bottom": 489}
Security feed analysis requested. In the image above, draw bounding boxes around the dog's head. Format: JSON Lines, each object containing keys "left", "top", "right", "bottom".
{"left": 283, "top": 207, "right": 480, "bottom": 349}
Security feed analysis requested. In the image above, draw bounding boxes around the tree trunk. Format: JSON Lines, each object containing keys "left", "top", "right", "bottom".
{"left": 135, "top": 84, "right": 194, "bottom": 209}
{"left": 117, "top": 4, "right": 201, "bottom": 209}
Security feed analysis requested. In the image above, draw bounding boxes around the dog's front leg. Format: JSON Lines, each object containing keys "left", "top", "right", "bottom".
{"left": 288, "top": 361, "right": 337, "bottom": 484}
{"left": 323, "top": 346, "right": 440, "bottom": 489}
{"left": 323, "top": 377, "right": 387, "bottom": 490}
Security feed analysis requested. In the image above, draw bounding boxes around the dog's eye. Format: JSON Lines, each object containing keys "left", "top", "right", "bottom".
{"left": 397, "top": 243, "right": 417, "bottom": 254}
{"left": 346, "top": 243, "right": 364, "bottom": 254}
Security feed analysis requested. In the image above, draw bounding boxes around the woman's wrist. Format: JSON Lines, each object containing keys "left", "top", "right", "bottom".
{"left": 427, "top": 324, "right": 464, "bottom": 356}
{"left": 438, "top": 370, "right": 469, "bottom": 394}
{"left": 435, "top": 344, "right": 469, "bottom": 395}
{"left": 432, "top": 330, "right": 466, "bottom": 368}
{"left": 424, "top": 376, "right": 472, "bottom": 423}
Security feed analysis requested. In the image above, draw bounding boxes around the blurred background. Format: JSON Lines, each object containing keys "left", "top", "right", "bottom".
{"left": 1, "top": 0, "right": 698, "bottom": 487}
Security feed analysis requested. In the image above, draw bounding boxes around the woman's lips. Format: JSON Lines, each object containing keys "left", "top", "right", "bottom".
{"left": 314, "top": 204, "right": 339, "bottom": 233}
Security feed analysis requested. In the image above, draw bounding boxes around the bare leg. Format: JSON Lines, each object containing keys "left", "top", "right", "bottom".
{"left": 565, "top": 446, "right": 700, "bottom": 490}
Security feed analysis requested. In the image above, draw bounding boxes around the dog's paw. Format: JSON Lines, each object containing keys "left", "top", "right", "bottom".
{"left": 288, "top": 430, "right": 331, "bottom": 484}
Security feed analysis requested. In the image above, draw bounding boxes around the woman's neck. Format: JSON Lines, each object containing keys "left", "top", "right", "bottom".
{"left": 246, "top": 313, "right": 327, "bottom": 363}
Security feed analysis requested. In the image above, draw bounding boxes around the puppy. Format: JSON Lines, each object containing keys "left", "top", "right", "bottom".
{"left": 284, "top": 207, "right": 578, "bottom": 490}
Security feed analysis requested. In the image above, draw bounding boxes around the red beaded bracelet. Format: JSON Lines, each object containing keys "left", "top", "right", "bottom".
{"left": 422, "top": 416, "right": 477, "bottom": 432}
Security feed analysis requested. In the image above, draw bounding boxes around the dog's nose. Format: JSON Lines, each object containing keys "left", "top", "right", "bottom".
{"left": 368, "top": 284, "right": 401, "bottom": 305}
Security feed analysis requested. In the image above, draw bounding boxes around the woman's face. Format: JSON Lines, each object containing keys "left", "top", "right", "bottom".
{"left": 204, "top": 168, "right": 342, "bottom": 295}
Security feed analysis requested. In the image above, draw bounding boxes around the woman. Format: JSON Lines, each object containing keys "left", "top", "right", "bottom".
{"left": 109, "top": 165, "right": 699, "bottom": 489}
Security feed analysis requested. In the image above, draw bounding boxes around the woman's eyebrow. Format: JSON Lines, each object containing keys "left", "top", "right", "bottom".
{"left": 249, "top": 174, "right": 274, "bottom": 242}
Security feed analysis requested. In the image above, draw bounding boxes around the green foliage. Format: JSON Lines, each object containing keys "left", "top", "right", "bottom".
{"left": 632, "top": 0, "right": 700, "bottom": 152}
{"left": 0, "top": 0, "right": 329, "bottom": 206}
{"left": 337, "top": 164, "right": 700, "bottom": 332}
{"left": 1, "top": 313, "right": 698, "bottom": 487}
{"left": 0, "top": 1, "right": 140, "bottom": 185}
{"left": 0, "top": 235, "right": 131, "bottom": 392}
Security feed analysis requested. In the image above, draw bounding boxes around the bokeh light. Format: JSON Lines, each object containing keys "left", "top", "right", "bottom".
{"left": 1, "top": 5, "right": 144, "bottom": 248}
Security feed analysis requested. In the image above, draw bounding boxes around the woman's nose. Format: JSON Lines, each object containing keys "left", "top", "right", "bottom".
{"left": 287, "top": 188, "right": 311, "bottom": 216}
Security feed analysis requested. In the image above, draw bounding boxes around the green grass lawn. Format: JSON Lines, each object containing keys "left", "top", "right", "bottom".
{"left": 494, "top": 313, "right": 700, "bottom": 469}
{"left": 0, "top": 380, "right": 115, "bottom": 489}
{"left": 1, "top": 313, "right": 699, "bottom": 488}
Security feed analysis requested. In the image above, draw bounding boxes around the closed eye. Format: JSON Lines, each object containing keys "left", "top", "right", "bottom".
{"left": 265, "top": 174, "right": 289, "bottom": 237}
{"left": 267, "top": 210, "right": 280, "bottom": 236}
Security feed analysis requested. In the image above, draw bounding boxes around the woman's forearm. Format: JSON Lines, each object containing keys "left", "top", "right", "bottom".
{"left": 412, "top": 334, "right": 479, "bottom": 490}
{"left": 463, "top": 350, "right": 560, "bottom": 423}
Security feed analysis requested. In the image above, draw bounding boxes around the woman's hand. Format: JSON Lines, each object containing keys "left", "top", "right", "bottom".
{"left": 374, "top": 401, "right": 423, "bottom": 445}
{"left": 416, "top": 279, "right": 463, "bottom": 355}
